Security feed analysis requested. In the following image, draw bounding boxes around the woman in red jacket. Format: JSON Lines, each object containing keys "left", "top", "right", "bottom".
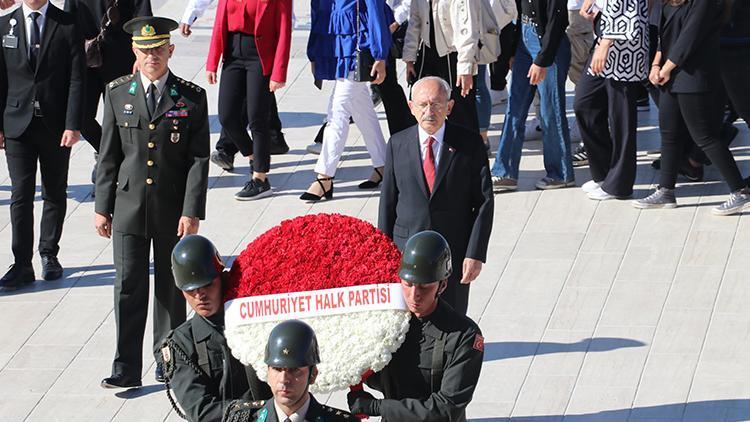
{"left": 207, "top": 0, "right": 292, "bottom": 200}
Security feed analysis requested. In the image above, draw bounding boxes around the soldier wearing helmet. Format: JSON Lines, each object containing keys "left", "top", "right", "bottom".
{"left": 348, "top": 230, "right": 485, "bottom": 422}
{"left": 223, "top": 320, "right": 358, "bottom": 422}
{"left": 160, "top": 235, "right": 271, "bottom": 421}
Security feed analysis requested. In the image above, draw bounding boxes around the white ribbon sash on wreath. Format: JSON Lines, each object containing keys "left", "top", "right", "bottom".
{"left": 225, "top": 283, "right": 407, "bottom": 328}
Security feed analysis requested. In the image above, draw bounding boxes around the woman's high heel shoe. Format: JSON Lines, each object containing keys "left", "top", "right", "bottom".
{"left": 300, "top": 177, "right": 334, "bottom": 201}
{"left": 358, "top": 168, "right": 383, "bottom": 189}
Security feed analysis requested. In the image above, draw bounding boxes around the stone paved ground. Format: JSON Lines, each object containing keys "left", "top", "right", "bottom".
{"left": 1, "top": 1, "right": 749, "bottom": 421}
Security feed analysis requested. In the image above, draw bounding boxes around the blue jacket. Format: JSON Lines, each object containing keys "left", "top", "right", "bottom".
{"left": 307, "top": 0, "right": 394, "bottom": 80}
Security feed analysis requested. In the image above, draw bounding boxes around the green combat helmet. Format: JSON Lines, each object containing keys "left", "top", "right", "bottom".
{"left": 398, "top": 230, "right": 452, "bottom": 284}
{"left": 265, "top": 320, "right": 321, "bottom": 368}
{"left": 171, "top": 234, "right": 223, "bottom": 291}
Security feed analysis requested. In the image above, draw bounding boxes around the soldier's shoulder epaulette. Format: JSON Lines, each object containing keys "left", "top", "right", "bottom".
{"left": 320, "top": 405, "right": 357, "bottom": 421}
{"left": 108, "top": 74, "right": 135, "bottom": 89}
{"left": 175, "top": 76, "right": 203, "bottom": 93}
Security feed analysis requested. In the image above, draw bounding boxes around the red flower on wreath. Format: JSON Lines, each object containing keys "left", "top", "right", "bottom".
{"left": 225, "top": 214, "right": 402, "bottom": 301}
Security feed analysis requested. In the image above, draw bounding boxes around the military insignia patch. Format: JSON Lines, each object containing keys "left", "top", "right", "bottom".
{"left": 128, "top": 81, "right": 137, "bottom": 95}
{"left": 161, "top": 346, "right": 171, "bottom": 363}
{"left": 256, "top": 407, "right": 268, "bottom": 422}
{"left": 141, "top": 24, "right": 156, "bottom": 37}
{"left": 472, "top": 334, "right": 484, "bottom": 352}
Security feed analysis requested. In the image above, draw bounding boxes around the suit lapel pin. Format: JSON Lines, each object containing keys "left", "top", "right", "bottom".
{"left": 448, "top": 147, "right": 455, "bottom": 153}
{"left": 170, "top": 133, "right": 180, "bottom": 143}
{"left": 8, "top": 18, "right": 16, "bottom": 35}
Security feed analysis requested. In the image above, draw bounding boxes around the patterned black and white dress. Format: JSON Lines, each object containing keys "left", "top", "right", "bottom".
{"left": 588, "top": 0, "right": 649, "bottom": 81}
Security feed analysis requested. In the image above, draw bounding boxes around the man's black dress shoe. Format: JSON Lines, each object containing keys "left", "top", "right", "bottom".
{"left": 0, "top": 264, "right": 35, "bottom": 290}
{"left": 155, "top": 363, "right": 166, "bottom": 383}
{"left": 41, "top": 255, "right": 63, "bottom": 281}
{"left": 101, "top": 374, "right": 142, "bottom": 389}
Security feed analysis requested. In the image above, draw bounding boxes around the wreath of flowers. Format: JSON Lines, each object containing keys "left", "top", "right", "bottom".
{"left": 224, "top": 213, "right": 411, "bottom": 392}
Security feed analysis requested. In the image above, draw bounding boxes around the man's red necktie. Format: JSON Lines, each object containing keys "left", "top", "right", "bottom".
{"left": 423, "top": 136, "right": 436, "bottom": 193}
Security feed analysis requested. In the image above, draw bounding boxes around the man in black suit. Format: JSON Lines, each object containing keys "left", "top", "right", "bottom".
{"left": 0, "top": 0, "right": 85, "bottom": 289}
{"left": 64, "top": 0, "right": 152, "bottom": 192}
{"left": 95, "top": 17, "right": 209, "bottom": 388}
{"left": 378, "top": 76, "right": 494, "bottom": 316}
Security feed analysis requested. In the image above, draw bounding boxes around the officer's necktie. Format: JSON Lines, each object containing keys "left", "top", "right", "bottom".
{"left": 147, "top": 83, "right": 157, "bottom": 118}
{"left": 282, "top": 418, "right": 291, "bottom": 422}
{"left": 29, "top": 11, "right": 41, "bottom": 70}
{"left": 423, "top": 136, "right": 436, "bottom": 193}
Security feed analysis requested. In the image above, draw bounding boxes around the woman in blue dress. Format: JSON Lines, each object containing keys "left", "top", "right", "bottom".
{"left": 301, "top": 0, "right": 392, "bottom": 201}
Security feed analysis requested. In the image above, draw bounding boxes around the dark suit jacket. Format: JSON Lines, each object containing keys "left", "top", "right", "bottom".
{"left": 378, "top": 122, "right": 494, "bottom": 267}
{"left": 65, "top": 0, "right": 152, "bottom": 82}
{"left": 95, "top": 72, "right": 209, "bottom": 237}
{"left": 0, "top": 4, "right": 85, "bottom": 138}
{"left": 656, "top": 0, "right": 723, "bottom": 93}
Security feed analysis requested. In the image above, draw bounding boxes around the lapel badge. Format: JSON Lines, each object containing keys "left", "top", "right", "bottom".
{"left": 257, "top": 407, "right": 268, "bottom": 422}
{"left": 8, "top": 18, "right": 16, "bottom": 35}
{"left": 172, "top": 119, "right": 179, "bottom": 125}
{"left": 170, "top": 133, "right": 180, "bottom": 143}
{"left": 123, "top": 104, "right": 134, "bottom": 114}
{"left": 448, "top": 147, "right": 455, "bottom": 153}
{"left": 170, "top": 86, "right": 179, "bottom": 98}
{"left": 128, "top": 81, "right": 137, "bottom": 95}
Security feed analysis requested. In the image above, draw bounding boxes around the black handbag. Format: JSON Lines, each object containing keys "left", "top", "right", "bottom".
{"left": 353, "top": 0, "right": 374, "bottom": 82}
{"left": 390, "top": 22, "right": 408, "bottom": 59}
{"left": 85, "top": 0, "right": 121, "bottom": 69}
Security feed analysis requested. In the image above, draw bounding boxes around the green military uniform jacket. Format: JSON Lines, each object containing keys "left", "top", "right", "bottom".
{"left": 163, "top": 313, "right": 272, "bottom": 422}
{"left": 95, "top": 71, "right": 209, "bottom": 236}
{"left": 367, "top": 300, "right": 484, "bottom": 422}
{"left": 224, "top": 395, "right": 359, "bottom": 422}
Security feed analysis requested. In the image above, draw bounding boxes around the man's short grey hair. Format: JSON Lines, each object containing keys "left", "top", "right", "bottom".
{"left": 413, "top": 76, "right": 452, "bottom": 101}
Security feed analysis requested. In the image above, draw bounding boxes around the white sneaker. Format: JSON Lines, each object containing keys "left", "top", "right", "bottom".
{"left": 569, "top": 119, "right": 582, "bottom": 143}
{"left": 306, "top": 142, "right": 322, "bottom": 155}
{"left": 581, "top": 180, "right": 601, "bottom": 194}
{"left": 587, "top": 187, "right": 617, "bottom": 201}
{"left": 525, "top": 117, "right": 542, "bottom": 141}
{"left": 490, "top": 88, "right": 508, "bottom": 105}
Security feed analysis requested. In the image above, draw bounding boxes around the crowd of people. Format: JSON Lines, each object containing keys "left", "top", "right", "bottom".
{"left": 0, "top": 0, "right": 749, "bottom": 420}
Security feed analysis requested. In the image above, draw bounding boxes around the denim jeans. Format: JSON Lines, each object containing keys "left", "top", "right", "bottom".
{"left": 492, "top": 23, "right": 574, "bottom": 182}
{"left": 476, "top": 64, "right": 492, "bottom": 131}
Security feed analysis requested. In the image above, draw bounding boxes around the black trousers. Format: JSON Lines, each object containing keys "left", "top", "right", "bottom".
{"left": 574, "top": 71, "right": 639, "bottom": 197}
{"left": 415, "top": 47, "right": 479, "bottom": 133}
{"left": 371, "top": 50, "right": 416, "bottom": 135}
{"left": 5, "top": 118, "right": 70, "bottom": 265}
{"left": 444, "top": 269, "right": 470, "bottom": 316}
{"left": 720, "top": 45, "right": 750, "bottom": 126}
{"left": 215, "top": 93, "right": 283, "bottom": 156}
{"left": 658, "top": 89, "right": 745, "bottom": 191}
{"left": 218, "top": 33, "right": 272, "bottom": 173}
{"left": 112, "top": 231, "right": 186, "bottom": 377}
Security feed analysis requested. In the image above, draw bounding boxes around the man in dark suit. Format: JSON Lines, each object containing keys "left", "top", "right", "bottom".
{"left": 378, "top": 76, "right": 494, "bottom": 316}
{"left": 0, "top": 0, "right": 85, "bottom": 289}
{"left": 64, "top": 0, "right": 152, "bottom": 193}
{"left": 94, "top": 17, "right": 209, "bottom": 388}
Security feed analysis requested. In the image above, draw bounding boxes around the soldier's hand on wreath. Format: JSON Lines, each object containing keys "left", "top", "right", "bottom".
{"left": 177, "top": 216, "right": 200, "bottom": 238}
{"left": 347, "top": 390, "right": 381, "bottom": 416}
{"left": 95, "top": 213, "right": 112, "bottom": 239}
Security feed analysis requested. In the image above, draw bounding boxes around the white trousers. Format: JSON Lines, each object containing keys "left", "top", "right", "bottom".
{"left": 314, "top": 76, "right": 387, "bottom": 177}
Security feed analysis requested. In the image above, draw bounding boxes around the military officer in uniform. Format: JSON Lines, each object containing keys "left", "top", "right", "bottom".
{"left": 223, "top": 320, "right": 358, "bottom": 422}
{"left": 348, "top": 231, "right": 484, "bottom": 421}
{"left": 94, "top": 16, "right": 210, "bottom": 389}
{"left": 160, "top": 235, "right": 271, "bottom": 421}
